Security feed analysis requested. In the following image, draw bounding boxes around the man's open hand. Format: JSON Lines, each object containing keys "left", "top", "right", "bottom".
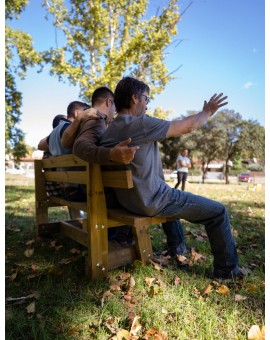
{"left": 109, "top": 138, "right": 139, "bottom": 164}
{"left": 78, "top": 108, "right": 107, "bottom": 121}
{"left": 203, "top": 93, "right": 228, "bottom": 116}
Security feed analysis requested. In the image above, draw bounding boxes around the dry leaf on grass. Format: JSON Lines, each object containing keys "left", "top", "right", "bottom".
{"left": 145, "top": 277, "right": 156, "bottom": 286}
{"left": 26, "top": 301, "right": 35, "bottom": 314}
{"left": 58, "top": 257, "right": 74, "bottom": 264}
{"left": 25, "top": 239, "right": 35, "bottom": 246}
{"left": 235, "top": 294, "right": 247, "bottom": 301}
{"left": 248, "top": 325, "right": 265, "bottom": 340}
{"left": 149, "top": 259, "right": 163, "bottom": 272}
{"left": 129, "top": 276, "right": 136, "bottom": 289}
{"left": 245, "top": 283, "right": 258, "bottom": 292}
{"left": 174, "top": 275, "right": 181, "bottom": 286}
{"left": 216, "top": 285, "right": 230, "bottom": 295}
{"left": 115, "top": 329, "right": 130, "bottom": 339}
{"left": 176, "top": 254, "right": 188, "bottom": 266}
{"left": 69, "top": 248, "right": 80, "bottom": 254}
{"left": 24, "top": 248, "right": 34, "bottom": 257}
{"left": 130, "top": 316, "right": 142, "bottom": 336}
{"left": 201, "top": 283, "right": 212, "bottom": 296}
{"left": 119, "top": 273, "right": 131, "bottom": 280}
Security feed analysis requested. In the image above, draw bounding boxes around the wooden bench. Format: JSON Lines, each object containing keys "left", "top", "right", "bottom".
{"left": 34, "top": 154, "right": 173, "bottom": 279}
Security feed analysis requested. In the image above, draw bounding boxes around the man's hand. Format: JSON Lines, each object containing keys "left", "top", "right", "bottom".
{"left": 109, "top": 138, "right": 140, "bottom": 164}
{"left": 203, "top": 93, "right": 228, "bottom": 116}
{"left": 77, "top": 108, "right": 107, "bottom": 122}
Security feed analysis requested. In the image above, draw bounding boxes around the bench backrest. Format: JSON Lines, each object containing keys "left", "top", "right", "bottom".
{"left": 34, "top": 154, "right": 133, "bottom": 223}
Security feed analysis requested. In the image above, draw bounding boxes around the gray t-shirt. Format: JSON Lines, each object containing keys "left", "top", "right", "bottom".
{"left": 100, "top": 113, "right": 172, "bottom": 216}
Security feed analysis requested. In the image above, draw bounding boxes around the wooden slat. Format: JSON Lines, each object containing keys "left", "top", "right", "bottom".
{"left": 102, "top": 170, "right": 133, "bottom": 188}
{"left": 44, "top": 171, "right": 87, "bottom": 184}
{"left": 60, "top": 221, "right": 88, "bottom": 246}
{"left": 108, "top": 244, "right": 137, "bottom": 270}
{"left": 42, "top": 154, "right": 87, "bottom": 168}
{"left": 107, "top": 209, "right": 152, "bottom": 227}
{"left": 49, "top": 197, "right": 87, "bottom": 211}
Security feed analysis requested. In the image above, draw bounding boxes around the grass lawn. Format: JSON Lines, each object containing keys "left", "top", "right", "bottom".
{"left": 5, "top": 175, "right": 265, "bottom": 339}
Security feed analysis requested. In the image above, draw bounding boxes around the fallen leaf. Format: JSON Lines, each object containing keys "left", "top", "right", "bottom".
{"left": 109, "top": 284, "right": 121, "bottom": 291}
{"left": 201, "top": 283, "right": 212, "bottom": 296}
{"left": 129, "top": 276, "right": 136, "bottom": 289}
{"left": 25, "top": 239, "right": 35, "bottom": 246}
{"left": 26, "top": 301, "right": 35, "bottom": 314}
{"left": 123, "top": 295, "right": 132, "bottom": 301}
{"left": 24, "top": 249, "right": 34, "bottom": 257}
{"left": 149, "top": 260, "right": 163, "bottom": 272}
{"left": 119, "top": 273, "right": 131, "bottom": 280}
{"left": 154, "top": 331, "right": 168, "bottom": 339}
{"left": 176, "top": 254, "right": 188, "bottom": 266}
{"left": 115, "top": 329, "right": 130, "bottom": 340}
{"left": 248, "top": 325, "right": 265, "bottom": 340}
{"left": 216, "top": 285, "right": 230, "bottom": 295}
{"left": 245, "top": 284, "right": 258, "bottom": 292}
{"left": 145, "top": 328, "right": 158, "bottom": 335}
{"left": 130, "top": 316, "right": 142, "bottom": 336}
{"left": 31, "top": 264, "right": 39, "bottom": 271}
{"left": 235, "top": 294, "right": 247, "bottom": 301}
{"left": 145, "top": 277, "right": 156, "bottom": 286}
{"left": 69, "top": 248, "right": 80, "bottom": 254}
{"left": 10, "top": 271, "right": 18, "bottom": 281}
{"left": 58, "top": 257, "right": 73, "bottom": 264}
{"left": 174, "top": 275, "right": 181, "bottom": 286}
{"left": 49, "top": 240, "right": 57, "bottom": 247}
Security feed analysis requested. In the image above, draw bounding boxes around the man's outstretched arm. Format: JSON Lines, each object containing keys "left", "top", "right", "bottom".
{"left": 166, "top": 93, "right": 228, "bottom": 138}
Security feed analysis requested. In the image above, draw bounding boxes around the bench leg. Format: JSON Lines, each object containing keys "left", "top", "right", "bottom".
{"left": 132, "top": 225, "right": 153, "bottom": 264}
{"left": 36, "top": 205, "right": 48, "bottom": 236}
{"left": 85, "top": 224, "right": 108, "bottom": 280}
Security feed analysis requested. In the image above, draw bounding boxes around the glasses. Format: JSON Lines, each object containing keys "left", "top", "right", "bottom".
{"left": 141, "top": 94, "right": 150, "bottom": 104}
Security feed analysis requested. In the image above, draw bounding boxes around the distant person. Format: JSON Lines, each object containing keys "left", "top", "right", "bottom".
{"left": 174, "top": 149, "right": 191, "bottom": 191}
{"left": 100, "top": 76, "right": 245, "bottom": 280}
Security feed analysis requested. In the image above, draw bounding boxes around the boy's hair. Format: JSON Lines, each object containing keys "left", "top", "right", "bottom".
{"left": 66, "top": 101, "right": 90, "bottom": 118}
{"left": 114, "top": 77, "right": 150, "bottom": 112}
{"left": 52, "top": 114, "right": 66, "bottom": 128}
{"left": 91, "top": 87, "right": 114, "bottom": 107}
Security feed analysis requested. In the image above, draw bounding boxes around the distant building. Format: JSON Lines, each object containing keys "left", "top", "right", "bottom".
{"left": 5, "top": 151, "right": 43, "bottom": 177}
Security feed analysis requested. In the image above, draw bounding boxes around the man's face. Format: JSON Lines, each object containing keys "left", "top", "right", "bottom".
{"left": 135, "top": 92, "right": 150, "bottom": 116}
{"left": 182, "top": 150, "right": 188, "bottom": 157}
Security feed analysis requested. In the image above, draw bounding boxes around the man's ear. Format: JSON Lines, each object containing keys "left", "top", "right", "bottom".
{"left": 131, "top": 94, "right": 137, "bottom": 104}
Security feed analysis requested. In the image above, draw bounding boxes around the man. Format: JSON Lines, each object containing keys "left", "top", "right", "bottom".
{"left": 175, "top": 149, "right": 191, "bottom": 191}
{"left": 73, "top": 87, "right": 189, "bottom": 256}
{"left": 100, "top": 76, "right": 244, "bottom": 280}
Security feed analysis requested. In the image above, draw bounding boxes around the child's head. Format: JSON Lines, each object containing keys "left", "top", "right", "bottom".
{"left": 52, "top": 114, "right": 67, "bottom": 128}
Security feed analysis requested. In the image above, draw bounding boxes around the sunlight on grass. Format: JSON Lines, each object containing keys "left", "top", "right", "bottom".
{"left": 5, "top": 177, "right": 265, "bottom": 339}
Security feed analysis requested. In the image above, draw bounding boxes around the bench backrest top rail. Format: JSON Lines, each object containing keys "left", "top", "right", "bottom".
{"left": 35, "top": 155, "right": 134, "bottom": 189}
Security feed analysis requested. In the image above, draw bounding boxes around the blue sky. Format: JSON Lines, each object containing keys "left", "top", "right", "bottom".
{"left": 7, "top": 0, "right": 265, "bottom": 147}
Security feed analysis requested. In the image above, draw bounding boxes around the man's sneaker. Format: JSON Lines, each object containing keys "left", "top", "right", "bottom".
{"left": 212, "top": 267, "right": 248, "bottom": 282}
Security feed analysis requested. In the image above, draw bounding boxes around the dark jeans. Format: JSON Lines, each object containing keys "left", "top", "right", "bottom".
{"left": 63, "top": 188, "right": 188, "bottom": 252}
{"left": 162, "top": 220, "right": 187, "bottom": 256}
{"left": 159, "top": 189, "right": 239, "bottom": 276}
{"left": 175, "top": 171, "right": 188, "bottom": 191}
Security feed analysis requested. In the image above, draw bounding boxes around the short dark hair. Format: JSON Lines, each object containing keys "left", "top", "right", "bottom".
{"left": 91, "top": 87, "right": 114, "bottom": 106}
{"left": 67, "top": 101, "right": 90, "bottom": 118}
{"left": 114, "top": 77, "right": 150, "bottom": 112}
{"left": 52, "top": 114, "right": 66, "bottom": 128}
